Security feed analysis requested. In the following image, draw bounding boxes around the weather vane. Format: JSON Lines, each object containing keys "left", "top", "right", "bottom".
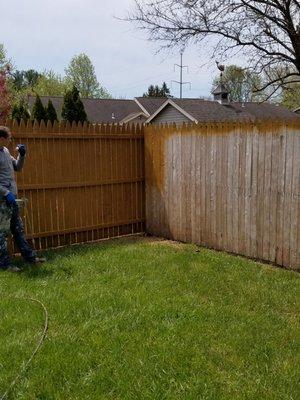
{"left": 216, "top": 61, "right": 225, "bottom": 82}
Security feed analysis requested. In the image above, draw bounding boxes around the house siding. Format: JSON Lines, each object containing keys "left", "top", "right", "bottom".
{"left": 150, "top": 104, "right": 191, "bottom": 125}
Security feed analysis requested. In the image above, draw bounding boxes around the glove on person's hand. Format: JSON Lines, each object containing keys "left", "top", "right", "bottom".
{"left": 17, "top": 144, "right": 26, "bottom": 157}
{"left": 5, "top": 192, "right": 16, "bottom": 206}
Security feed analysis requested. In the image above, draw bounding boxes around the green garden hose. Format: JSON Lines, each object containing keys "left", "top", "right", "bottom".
{"left": 0, "top": 297, "right": 48, "bottom": 400}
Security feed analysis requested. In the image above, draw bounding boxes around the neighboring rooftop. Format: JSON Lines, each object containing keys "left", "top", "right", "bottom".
{"left": 147, "top": 98, "right": 300, "bottom": 124}
{"left": 134, "top": 97, "right": 168, "bottom": 116}
{"left": 28, "top": 95, "right": 300, "bottom": 125}
{"left": 28, "top": 96, "right": 143, "bottom": 124}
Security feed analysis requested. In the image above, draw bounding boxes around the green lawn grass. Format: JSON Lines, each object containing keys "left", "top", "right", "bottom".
{"left": 0, "top": 236, "right": 299, "bottom": 400}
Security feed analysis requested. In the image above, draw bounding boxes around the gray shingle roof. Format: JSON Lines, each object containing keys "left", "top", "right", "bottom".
{"left": 135, "top": 97, "right": 168, "bottom": 116}
{"left": 28, "top": 96, "right": 142, "bottom": 123}
{"left": 165, "top": 99, "right": 300, "bottom": 123}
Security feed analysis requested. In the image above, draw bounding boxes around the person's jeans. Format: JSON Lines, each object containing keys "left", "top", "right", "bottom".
{"left": 0, "top": 202, "right": 36, "bottom": 268}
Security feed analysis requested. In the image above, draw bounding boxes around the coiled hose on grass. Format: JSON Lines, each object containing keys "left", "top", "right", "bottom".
{"left": 0, "top": 297, "right": 48, "bottom": 400}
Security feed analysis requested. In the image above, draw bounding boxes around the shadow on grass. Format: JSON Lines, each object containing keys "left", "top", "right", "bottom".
{"left": 11, "top": 235, "right": 148, "bottom": 280}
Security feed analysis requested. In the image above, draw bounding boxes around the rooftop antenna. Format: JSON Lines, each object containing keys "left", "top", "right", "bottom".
{"left": 172, "top": 49, "right": 191, "bottom": 98}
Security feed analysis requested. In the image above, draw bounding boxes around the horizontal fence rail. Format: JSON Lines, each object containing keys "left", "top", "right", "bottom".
{"left": 145, "top": 120, "right": 300, "bottom": 270}
{"left": 4, "top": 120, "right": 145, "bottom": 251}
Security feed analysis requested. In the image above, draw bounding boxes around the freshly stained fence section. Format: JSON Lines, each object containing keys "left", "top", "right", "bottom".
{"left": 6, "top": 120, "right": 145, "bottom": 250}
{"left": 145, "top": 121, "right": 300, "bottom": 269}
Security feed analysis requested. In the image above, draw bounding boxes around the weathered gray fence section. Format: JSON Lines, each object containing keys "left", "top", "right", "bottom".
{"left": 145, "top": 121, "right": 300, "bottom": 269}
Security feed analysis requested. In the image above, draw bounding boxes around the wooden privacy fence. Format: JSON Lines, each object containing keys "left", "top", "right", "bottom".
{"left": 145, "top": 121, "right": 300, "bottom": 269}
{"left": 5, "top": 120, "right": 145, "bottom": 251}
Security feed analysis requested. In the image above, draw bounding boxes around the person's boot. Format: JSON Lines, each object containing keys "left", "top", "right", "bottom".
{"left": 6, "top": 265, "right": 22, "bottom": 272}
{"left": 31, "top": 257, "right": 46, "bottom": 264}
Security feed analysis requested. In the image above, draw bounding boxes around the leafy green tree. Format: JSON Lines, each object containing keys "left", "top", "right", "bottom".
{"left": 0, "top": 44, "right": 12, "bottom": 71}
{"left": 143, "top": 81, "right": 171, "bottom": 97}
{"left": 11, "top": 69, "right": 41, "bottom": 90}
{"left": 24, "top": 69, "right": 41, "bottom": 88}
{"left": 65, "top": 53, "right": 111, "bottom": 98}
{"left": 11, "top": 70, "right": 26, "bottom": 90}
{"left": 212, "top": 65, "right": 263, "bottom": 102}
{"left": 0, "top": 44, "right": 13, "bottom": 119}
{"left": 0, "top": 44, "right": 6, "bottom": 69}
{"left": 61, "top": 86, "right": 87, "bottom": 123}
{"left": 46, "top": 99, "right": 58, "bottom": 123}
{"left": 34, "top": 70, "right": 70, "bottom": 97}
{"left": 32, "top": 95, "right": 47, "bottom": 122}
{"left": 11, "top": 101, "right": 30, "bottom": 123}
{"left": 0, "top": 69, "right": 11, "bottom": 120}
{"left": 281, "top": 84, "right": 300, "bottom": 110}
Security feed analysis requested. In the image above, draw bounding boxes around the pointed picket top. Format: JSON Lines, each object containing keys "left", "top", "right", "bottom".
{"left": 64, "top": 121, "right": 71, "bottom": 134}
{"left": 70, "top": 120, "right": 76, "bottom": 134}
{"left": 120, "top": 123, "right": 127, "bottom": 135}
{"left": 46, "top": 119, "right": 52, "bottom": 132}
{"left": 24, "top": 119, "right": 32, "bottom": 133}
{"left": 19, "top": 119, "right": 27, "bottom": 134}
{"left": 39, "top": 119, "right": 47, "bottom": 133}
{"left": 95, "top": 123, "right": 102, "bottom": 135}
{"left": 11, "top": 118, "right": 19, "bottom": 134}
{"left": 101, "top": 123, "right": 108, "bottom": 134}
{"left": 51, "top": 120, "right": 58, "bottom": 134}
{"left": 90, "top": 123, "right": 96, "bottom": 134}
{"left": 59, "top": 121, "right": 67, "bottom": 134}
{"left": 77, "top": 121, "right": 83, "bottom": 133}
{"left": 104, "top": 123, "right": 111, "bottom": 135}
{"left": 110, "top": 123, "right": 116, "bottom": 134}
{"left": 82, "top": 121, "right": 88, "bottom": 134}
{"left": 13, "top": 119, "right": 20, "bottom": 134}
{"left": 31, "top": 119, "right": 39, "bottom": 134}
{"left": 133, "top": 123, "right": 138, "bottom": 135}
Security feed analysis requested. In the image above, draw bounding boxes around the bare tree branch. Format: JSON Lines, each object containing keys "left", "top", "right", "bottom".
{"left": 125, "top": 0, "right": 300, "bottom": 92}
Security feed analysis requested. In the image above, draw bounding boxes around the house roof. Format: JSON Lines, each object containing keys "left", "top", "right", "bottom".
{"left": 146, "top": 98, "right": 300, "bottom": 123}
{"left": 230, "top": 102, "right": 300, "bottom": 121}
{"left": 134, "top": 97, "right": 168, "bottom": 116}
{"left": 28, "top": 96, "right": 142, "bottom": 124}
{"left": 119, "top": 111, "right": 148, "bottom": 124}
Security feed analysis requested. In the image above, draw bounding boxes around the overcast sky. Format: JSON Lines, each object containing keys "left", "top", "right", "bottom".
{"left": 0, "top": 0, "right": 236, "bottom": 99}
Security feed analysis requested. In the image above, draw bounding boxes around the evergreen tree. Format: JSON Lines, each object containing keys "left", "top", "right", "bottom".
{"left": 160, "top": 82, "right": 171, "bottom": 97}
{"left": 143, "top": 82, "right": 172, "bottom": 97}
{"left": 46, "top": 99, "right": 58, "bottom": 123}
{"left": 32, "top": 95, "right": 47, "bottom": 122}
{"left": 61, "top": 86, "right": 87, "bottom": 123}
{"left": 11, "top": 102, "right": 30, "bottom": 123}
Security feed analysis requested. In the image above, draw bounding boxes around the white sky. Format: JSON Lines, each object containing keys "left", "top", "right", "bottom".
{"left": 0, "top": 0, "right": 241, "bottom": 99}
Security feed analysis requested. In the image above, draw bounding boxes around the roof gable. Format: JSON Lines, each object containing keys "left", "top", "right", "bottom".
{"left": 134, "top": 97, "right": 169, "bottom": 116}
{"left": 146, "top": 99, "right": 197, "bottom": 123}
{"left": 146, "top": 98, "right": 300, "bottom": 124}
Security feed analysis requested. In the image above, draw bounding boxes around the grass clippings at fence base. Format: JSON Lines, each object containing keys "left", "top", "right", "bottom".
{"left": 0, "top": 236, "right": 299, "bottom": 400}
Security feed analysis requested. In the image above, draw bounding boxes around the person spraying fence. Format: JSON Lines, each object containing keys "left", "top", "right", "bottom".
{"left": 0, "top": 126, "right": 45, "bottom": 272}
